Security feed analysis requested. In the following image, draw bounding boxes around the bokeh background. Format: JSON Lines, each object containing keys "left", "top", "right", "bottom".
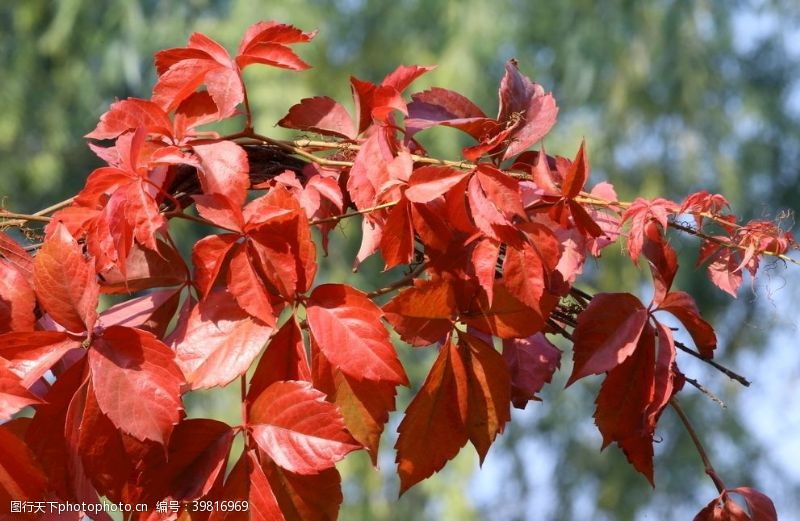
{"left": 2, "top": 1, "right": 800, "bottom": 519}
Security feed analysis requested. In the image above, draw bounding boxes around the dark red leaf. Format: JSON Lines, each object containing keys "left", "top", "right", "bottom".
{"left": 729, "top": 487, "right": 778, "bottom": 521}
{"left": 236, "top": 21, "right": 316, "bottom": 70}
{"left": 463, "top": 282, "right": 554, "bottom": 339}
{"left": 0, "top": 423, "right": 47, "bottom": 503}
{"left": 593, "top": 323, "right": 657, "bottom": 484}
{"left": 140, "top": 418, "right": 234, "bottom": 502}
{"left": 567, "top": 293, "right": 649, "bottom": 386}
{"left": 502, "top": 333, "right": 561, "bottom": 408}
{"left": 261, "top": 455, "right": 343, "bottom": 521}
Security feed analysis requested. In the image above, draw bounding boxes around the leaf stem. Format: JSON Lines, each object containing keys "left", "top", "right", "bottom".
{"left": 670, "top": 397, "right": 727, "bottom": 493}
{"left": 674, "top": 340, "right": 750, "bottom": 387}
{"left": 367, "top": 262, "right": 428, "bottom": 298}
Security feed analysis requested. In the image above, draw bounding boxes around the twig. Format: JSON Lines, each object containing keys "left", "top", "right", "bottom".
{"left": 670, "top": 397, "right": 727, "bottom": 493}
{"left": 309, "top": 201, "right": 399, "bottom": 226}
{"left": 674, "top": 341, "right": 751, "bottom": 387}
{"left": 0, "top": 212, "right": 52, "bottom": 224}
{"left": 684, "top": 376, "right": 726, "bottom": 408}
{"left": 367, "top": 262, "right": 427, "bottom": 298}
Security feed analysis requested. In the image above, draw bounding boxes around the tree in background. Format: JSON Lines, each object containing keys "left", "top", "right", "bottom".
{"left": 2, "top": 2, "right": 799, "bottom": 519}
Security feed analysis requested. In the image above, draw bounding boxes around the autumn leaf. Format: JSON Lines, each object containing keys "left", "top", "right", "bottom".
{"left": 33, "top": 223, "right": 99, "bottom": 334}
{"left": 502, "top": 333, "right": 561, "bottom": 408}
{"left": 395, "top": 339, "right": 469, "bottom": 494}
{"left": 249, "top": 380, "right": 360, "bottom": 474}
{"left": 89, "top": 326, "right": 184, "bottom": 444}
{"left": 383, "top": 278, "right": 457, "bottom": 346}
{"left": 307, "top": 284, "right": 408, "bottom": 384}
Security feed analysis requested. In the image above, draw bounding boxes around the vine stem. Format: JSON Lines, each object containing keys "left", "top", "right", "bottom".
{"left": 367, "top": 262, "right": 428, "bottom": 298}
{"left": 670, "top": 397, "right": 727, "bottom": 494}
{"left": 674, "top": 341, "right": 750, "bottom": 387}
{"left": 309, "top": 200, "right": 399, "bottom": 226}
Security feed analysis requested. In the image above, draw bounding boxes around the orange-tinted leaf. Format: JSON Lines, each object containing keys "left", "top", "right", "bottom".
{"left": 470, "top": 238, "right": 500, "bottom": 304}
{"left": 395, "top": 340, "right": 469, "bottom": 494}
{"left": 307, "top": 284, "right": 407, "bottom": 384}
{"left": 278, "top": 96, "right": 356, "bottom": 139}
{"left": 249, "top": 380, "right": 360, "bottom": 474}
{"left": 502, "top": 333, "right": 561, "bottom": 408}
{"left": 567, "top": 292, "right": 649, "bottom": 386}
{"left": 593, "top": 323, "right": 657, "bottom": 484}
{"left": 248, "top": 316, "right": 311, "bottom": 402}
{"left": 312, "top": 343, "right": 397, "bottom": 465}
{"left": 463, "top": 282, "right": 552, "bottom": 339}
{"left": 33, "top": 223, "right": 99, "bottom": 333}
{"left": 657, "top": 291, "right": 717, "bottom": 359}
{"left": 171, "top": 288, "right": 274, "bottom": 390}
{"left": 89, "top": 326, "right": 184, "bottom": 444}
{"left": 383, "top": 278, "right": 456, "bottom": 347}
{"left": 459, "top": 333, "right": 511, "bottom": 463}
{"left": 503, "top": 241, "right": 545, "bottom": 312}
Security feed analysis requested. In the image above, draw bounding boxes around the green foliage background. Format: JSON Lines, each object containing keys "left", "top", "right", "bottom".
{"left": 2, "top": 1, "right": 799, "bottom": 519}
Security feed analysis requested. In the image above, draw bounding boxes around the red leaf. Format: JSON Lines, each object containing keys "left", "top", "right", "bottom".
{"left": 140, "top": 418, "right": 234, "bottom": 502}
{"left": 405, "top": 166, "right": 470, "bottom": 204}
{"left": 561, "top": 140, "right": 589, "bottom": 198}
{"left": 0, "top": 230, "right": 33, "bottom": 275}
{"left": 0, "top": 331, "right": 78, "bottom": 387}
{"left": 593, "top": 323, "right": 657, "bottom": 484}
{"left": 459, "top": 333, "right": 511, "bottom": 463}
{"left": 694, "top": 492, "right": 754, "bottom": 521}
{"left": 502, "top": 333, "right": 561, "bottom": 408}
{"left": 33, "top": 223, "right": 99, "bottom": 334}
{"left": 227, "top": 243, "right": 277, "bottom": 326}
{"left": 261, "top": 456, "right": 343, "bottom": 521}
{"left": 193, "top": 141, "right": 250, "bottom": 208}
{"left": 621, "top": 197, "right": 679, "bottom": 261}
{"left": 248, "top": 316, "right": 311, "bottom": 402}
{"left": 406, "top": 87, "right": 487, "bottom": 137}
{"left": 383, "top": 278, "right": 457, "bottom": 347}
{"left": 99, "top": 239, "right": 187, "bottom": 294}
{"left": 236, "top": 21, "right": 316, "bottom": 70}
{"left": 0, "top": 424, "right": 47, "bottom": 502}
{"left": 729, "top": 487, "right": 778, "bottom": 521}
{"left": 395, "top": 340, "right": 469, "bottom": 494}
{"left": 0, "top": 260, "right": 35, "bottom": 333}
{"left": 567, "top": 293, "right": 649, "bottom": 386}
{"left": 471, "top": 238, "right": 500, "bottom": 304}
{"left": 657, "top": 291, "right": 717, "bottom": 359}
{"left": 192, "top": 233, "right": 239, "bottom": 297}
{"left": 379, "top": 199, "right": 415, "bottom": 269}
{"left": 503, "top": 241, "right": 546, "bottom": 312}
{"left": 278, "top": 96, "right": 356, "bottom": 139}
{"left": 78, "top": 383, "right": 133, "bottom": 500}
{"left": 307, "top": 284, "right": 408, "bottom": 384}
{"left": 0, "top": 361, "right": 41, "bottom": 421}
{"left": 646, "top": 322, "right": 677, "bottom": 428}
{"left": 89, "top": 326, "right": 184, "bottom": 444}
{"left": 98, "top": 288, "right": 182, "bottom": 338}
{"left": 642, "top": 221, "right": 678, "bottom": 306}
{"left": 249, "top": 380, "right": 360, "bottom": 474}
{"left": 312, "top": 343, "right": 398, "bottom": 465}
{"left": 86, "top": 98, "right": 173, "bottom": 140}
{"left": 171, "top": 288, "right": 274, "bottom": 390}
{"left": 346, "top": 131, "right": 394, "bottom": 211}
